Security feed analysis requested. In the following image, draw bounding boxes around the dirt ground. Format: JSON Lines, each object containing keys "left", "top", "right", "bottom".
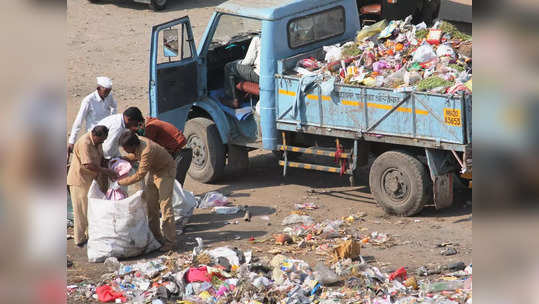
{"left": 67, "top": 0, "right": 472, "bottom": 300}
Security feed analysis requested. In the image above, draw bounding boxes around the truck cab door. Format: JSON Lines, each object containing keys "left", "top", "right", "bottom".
{"left": 149, "top": 17, "right": 201, "bottom": 128}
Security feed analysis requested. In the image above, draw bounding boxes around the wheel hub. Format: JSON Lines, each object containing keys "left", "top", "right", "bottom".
{"left": 381, "top": 168, "right": 410, "bottom": 202}
{"left": 189, "top": 136, "right": 206, "bottom": 169}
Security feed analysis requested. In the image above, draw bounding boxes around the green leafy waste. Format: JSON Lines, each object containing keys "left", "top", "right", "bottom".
{"left": 449, "top": 63, "right": 465, "bottom": 72}
{"left": 415, "top": 29, "right": 428, "bottom": 40}
{"left": 342, "top": 43, "right": 362, "bottom": 58}
{"left": 439, "top": 21, "right": 472, "bottom": 41}
{"left": 416, "top": 76, "right": 454, "bottom": 91}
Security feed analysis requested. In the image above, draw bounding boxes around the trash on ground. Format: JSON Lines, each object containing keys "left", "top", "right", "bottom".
{"left": 199, "top": 191, "right": 229, "bottom": 208}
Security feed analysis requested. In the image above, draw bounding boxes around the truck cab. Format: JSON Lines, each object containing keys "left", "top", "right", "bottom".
{"left": 149, "top": 0, "right": 361, "bottom": 183}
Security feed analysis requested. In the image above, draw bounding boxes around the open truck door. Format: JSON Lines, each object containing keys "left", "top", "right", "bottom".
{"left": 149, "top": 17, "right": 200, "bottom": 129}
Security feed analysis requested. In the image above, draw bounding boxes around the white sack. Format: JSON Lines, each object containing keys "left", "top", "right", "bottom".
{"left": 87, "top": 181, "right": 160, "bottom": 263}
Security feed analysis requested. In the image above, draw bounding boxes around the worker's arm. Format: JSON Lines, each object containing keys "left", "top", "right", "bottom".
{"left": 241, "top": 36, "right": 260, "bottom": 66}
{"left": 118, "top": 151, "right": 150, "bottom": 186}
{"left": 79, "top": 144, "right": 118, "bottom": 179}
{"left": 122, "top": 153, "right": 137, "bottom": 162}
{"left": 83, "top": 163, "right": 118, "bottom": 179}
{"left": 109, "top": 95, "right": 117, "bottom": 115}
{"left": 68, "top": 98, "right": 90, "bottom": 147}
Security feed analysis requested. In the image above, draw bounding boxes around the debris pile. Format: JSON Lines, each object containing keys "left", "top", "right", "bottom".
{"left": 293, "top": 18, "right": 472, "bottom": 95}
{"left": 68, "top": 210, "right": 472, "bottom": 303}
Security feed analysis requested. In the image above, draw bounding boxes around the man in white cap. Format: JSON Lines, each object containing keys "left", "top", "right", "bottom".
{"left": 67, "top": 76, "right": 117, "bottom": 156}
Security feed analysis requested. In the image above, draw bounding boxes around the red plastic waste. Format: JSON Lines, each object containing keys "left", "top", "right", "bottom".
{"left": 186, "top": 266, "right": 212, "bottom": 283}
{"left": 388, "top": 267, "right": 408, "bottom": 281}
{"left": 96, "top": 285, "right": 126, "bottom": 303}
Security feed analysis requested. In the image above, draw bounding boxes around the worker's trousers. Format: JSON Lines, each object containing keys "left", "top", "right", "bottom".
{"left": 173, "top": 148, "right": 193, "bottom": 186}
{"left": 142, "top": 167, "right": 177, "bottom": 247}
{"left": 224, "top": 59, "right": 259, "bottom": 99}
{"left": 69, "top": 182, "right": 92, "bottom": 245}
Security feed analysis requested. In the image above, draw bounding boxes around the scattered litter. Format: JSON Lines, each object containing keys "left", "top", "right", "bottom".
{"left": 370, "top": 231, "right": 391, "bottom": 245}
{"left": 282, "top": 214, "right": 314, "bottom": 226}
{"left": 199, "top": 191, "right": 229, "bottom": 208}
{"left": 294, "top": 202, "right": 319, "bottom": 210}
{"left": 441, "top": 247, "right": 458, "bottom": 256}
{"left": 212, "top": 206, "right": 241, "bottom": 214}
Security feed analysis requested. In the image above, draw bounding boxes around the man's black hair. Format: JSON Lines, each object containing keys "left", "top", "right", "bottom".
{"left": 91, "top": 125, "right": 109, "bottom": 138}
{"left": 123, "top": 107, "right": 144, "bottom": 122}
{"left": 119, "top": 130, "right": 140, "bottom": 148}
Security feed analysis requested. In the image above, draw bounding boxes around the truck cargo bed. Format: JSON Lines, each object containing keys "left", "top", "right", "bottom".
{"left": 274, "top": 53, "right": 471, "bottom": 152}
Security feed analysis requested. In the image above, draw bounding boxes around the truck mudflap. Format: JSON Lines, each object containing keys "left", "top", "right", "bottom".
{"left": 425, "top": 148, "right": 457, "bottom": 209}
{"left": 433, "top": 173, "right": 454, "bottom": 209}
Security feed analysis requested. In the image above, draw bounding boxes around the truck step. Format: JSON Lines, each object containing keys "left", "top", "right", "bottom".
{"left": 276, "top": 145, "right": 350, "bottom": 159}
{"left": 278, "top": 160, "right": 349, "bottom": 174}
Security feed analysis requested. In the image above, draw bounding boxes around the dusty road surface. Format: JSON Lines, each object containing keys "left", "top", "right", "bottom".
{"left": 67, "top": 0, "right": 472, "bottom": 302}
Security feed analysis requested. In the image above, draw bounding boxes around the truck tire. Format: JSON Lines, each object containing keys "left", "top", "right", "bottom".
{"left": 184, "top": 118, "right": 225, "bottom": 183}
{"left": 227, "top": 144, "right": 249, "bottom": 171}
{"left": 149, "top": 0, "right": 167, "bottom": 11}
{"left": 369, "top": 151, "right": 431, "bottom": 216}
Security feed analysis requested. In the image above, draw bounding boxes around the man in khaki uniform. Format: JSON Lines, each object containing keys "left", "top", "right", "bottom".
{"left": 67, "top": 126, "right": 118, "bottom": 246}
{"left": 117, "top": 130, "right": 177, "bottom": 252}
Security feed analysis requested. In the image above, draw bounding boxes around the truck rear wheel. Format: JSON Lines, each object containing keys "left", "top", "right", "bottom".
{"left": 184, "top": 118, "right": 225, "bottom": 183}
{"left": 369, "top": 151, "right": 431, "bottom": 216}
{"left": 149, "top": 0, "right": 167, "bottom": 11}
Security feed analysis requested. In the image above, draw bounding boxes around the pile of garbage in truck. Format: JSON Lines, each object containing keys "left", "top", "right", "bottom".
{"left": 294, "top": 17, "right": 472, "bottom": 95}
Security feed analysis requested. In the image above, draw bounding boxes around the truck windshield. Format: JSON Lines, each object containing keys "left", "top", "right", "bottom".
{"left": 212, "top": 14, "right": 261, "bottom": 46}
{"left": 288, "top": 6, "right": 345, "bottom": 49}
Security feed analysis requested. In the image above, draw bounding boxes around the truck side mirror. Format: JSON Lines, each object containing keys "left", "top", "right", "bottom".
{"left": 163, "top": 28, "right": 179, "bottom": 57}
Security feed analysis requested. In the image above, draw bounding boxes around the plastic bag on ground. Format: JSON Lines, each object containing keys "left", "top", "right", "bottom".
{"left": 172, "top": 180, "right": 196, "bottom": 221}
{"left": 199, "top": 191, "right": 229, "bottom": 208}
{"left": 207, "top": 247, "right": 242, "bottom": 267}
{"left": 314, "top": 263, "right": 340, "bottom": 285}
{"left": 87, "top": 181, "right": 161, "bottom": 263}
{"left": 213, "top": 206, "right": 241, "bottom": 214}
{"left": 281, "top": 214, "right": 314, "bottom": 226}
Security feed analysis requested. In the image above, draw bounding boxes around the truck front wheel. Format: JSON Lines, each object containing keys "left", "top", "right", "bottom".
{"left": 149, "top": 0, "right": 167, "bottom": 11}
{"left": 184, "top": 118, "right": 225, "bottom": 183}
{"left": 369, "top": 151, "right": 431, "bottom": 216}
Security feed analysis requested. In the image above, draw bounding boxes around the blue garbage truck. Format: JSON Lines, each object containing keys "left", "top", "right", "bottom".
{"left": 148, "top": 0, "right": 472, "bottom": 216}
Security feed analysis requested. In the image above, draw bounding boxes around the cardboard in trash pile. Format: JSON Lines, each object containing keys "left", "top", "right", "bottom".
{"left": 332, "top": 239, "right": 361, "bottom": 262}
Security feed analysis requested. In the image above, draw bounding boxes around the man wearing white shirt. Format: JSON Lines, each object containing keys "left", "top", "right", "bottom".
{"left": 97, "top": 107, "right": 144, "bottom": 159}
{"left": 68, "top": 76, "right": 117, "bottom": 155}
{"left": 223, "top": 35, "right": 260, "bottom": 108}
